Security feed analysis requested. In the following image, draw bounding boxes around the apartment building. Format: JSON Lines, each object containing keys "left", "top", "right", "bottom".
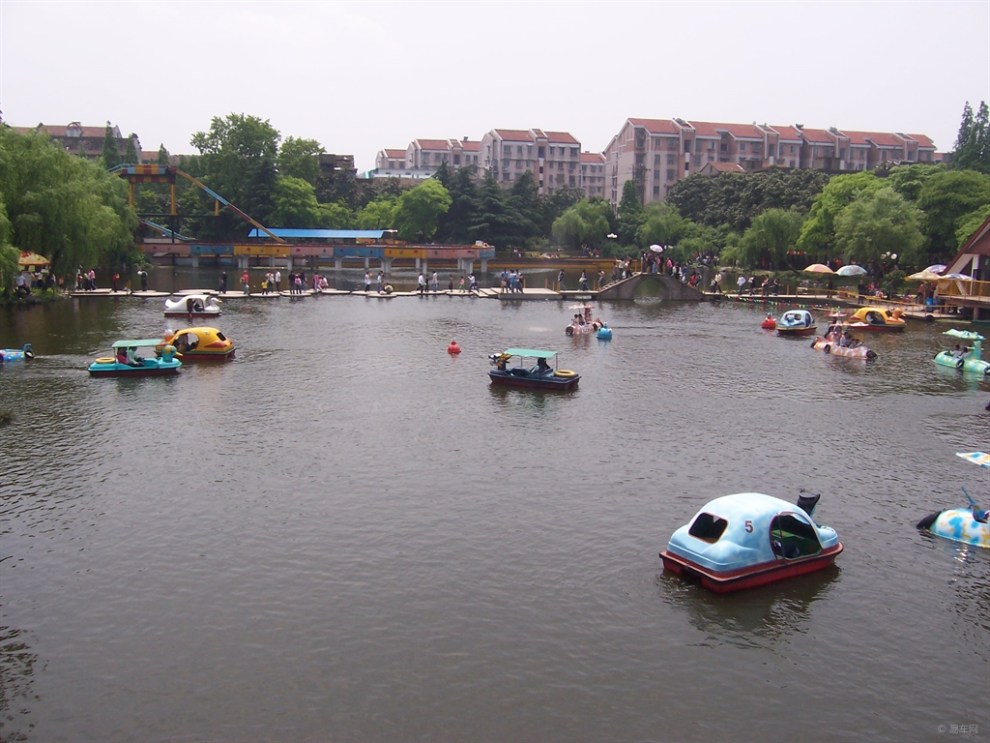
{"left": 580, "top": 152, "right": 606, "bottom": 199}
{"left": 605, "top": 117, "right": 938, "bottom": 206}
{"left": 479, "top": 128, "right": 582, "bottom": 195}
{"left": 11, "top": 121, "right": 140, "bottom": 161}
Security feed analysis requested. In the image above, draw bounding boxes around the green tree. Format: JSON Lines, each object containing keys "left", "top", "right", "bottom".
{"left": 0, "top": 127, "right": 137, "bottom": 280}
{"left": 101, "top": 122, "right": 121, "bottom": 170}
{"left": 952, "top": 101, "right": 990, "bottom": 173}
{"left": 394, "top": 179, "right": 452, "bottom": 241}
{"left": 916, "top": 169, "right": 990, "bottom": 258}
{"left": 617, "top": 180, "right": 643, "bottom": 244}
{"left": 190, "top": 113, "right": 281, "bottom": 237}
{"left": 955, "top": 204, "right": 990, "bottom": 247}
{"left": 833, "top": 187, "right": 924, "bottom": 270}
{"left": 124, "top": 135, "right": 138, "bottom": 165}
{"left": 436, "top": 165, "right": 479, "bottom": 243}
{"left": 737, "top": 208, "right": 805, "bottom": 270}
{"left": 635, "top": 202, "right": 691, "bottom": 252}
{"left": 319, "top": 202, "right": 356, "bottom": 229}
{"left": 551, "top": 199, "right": 611, "bottom": 252}
{"left": 885, "top": 163, "right": 942, "bottom": 203}
{"left": 356, "top": 198, "right": 398, "bottom": 230}
{"left": 269, "top": 176, "right": 323, "bottom": 228}
{"left": 278, "top": 137, "right": 324, "bottom": 185}
{"left": 470, "top": 171, "right": 517, "bottom": 249}
{"left": 507, "top": 171, "right": 542, "bottom": 247}
{"left": 797, "top": 171, "right": 883, "bottom": 260}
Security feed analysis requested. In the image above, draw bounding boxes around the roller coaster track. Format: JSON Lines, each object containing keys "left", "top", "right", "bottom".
{"left": 112, "top": 164, "right": 285, "bottom": 243}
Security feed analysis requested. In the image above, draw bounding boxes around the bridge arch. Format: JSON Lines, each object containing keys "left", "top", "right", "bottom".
{"left": 596, "top": 273, "right": 706, "bottom": 301}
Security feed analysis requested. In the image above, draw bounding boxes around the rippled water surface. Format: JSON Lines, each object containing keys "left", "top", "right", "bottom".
{"left": 2, "top": 288, "right": 989, "bottom": 743}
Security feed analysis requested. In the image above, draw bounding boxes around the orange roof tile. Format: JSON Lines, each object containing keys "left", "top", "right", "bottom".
{"left": 627, "top": 118, "right": 680, "bottom": 135}
{"left": 766, "top": 125, "right": 803, "bottom": 141}
{"left": 798, "top": 128, "right": 834, "bottom": 144}
{"left": 905, "top": 133, "right": 936, "bottom": 148}
{"left": 543, "top": 131, "right": 579, "bottom": 144}
{"left": 682, "top": 120, "right": 763, "bottom": 139}
{"left": 581, "top": 152, "right": 606, "bottom": 163}
{"left": 494, "top": 129, "right": 534, "bottom": 142}
{"left": 415, "top": 139, "right": 452, "bottom": 150}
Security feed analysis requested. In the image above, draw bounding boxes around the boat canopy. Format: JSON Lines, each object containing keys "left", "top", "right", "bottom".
{"left": 943, "top": 329, "right": 985, "bottom": 342}
{"left": 502, "top": 348, "right": 558, "bottom": 359}
{"left": 112, "top": 339, "right": 168, "bottom": 349}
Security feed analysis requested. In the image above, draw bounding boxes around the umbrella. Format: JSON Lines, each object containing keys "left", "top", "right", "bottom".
{"left": 803, "top": 263, "right": 834, "bottom": 274}
{"left": 836, "top": 264, "right": 867, "bottom": 277}
{"left": 941, "top": 273, "right": 972, "bottom": 280}
{"left": 17, "top": 251, "right": 50, "bottom": 268}
{"left": 924, "top": 264, "right": 947, "bottom": 274}
{"left": 907, "top": 269, "right": 943, "bottom": 281}
{"left": 649, "top": 244, "right": 664, "bottom": 254}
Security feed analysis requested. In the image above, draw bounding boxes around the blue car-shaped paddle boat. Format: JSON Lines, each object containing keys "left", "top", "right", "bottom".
{"left": 596, "top": 323, "right": 613, "bottom": 341}
{"left": 489, "top": 348, "right": 579, "bottom": 390}
{"left": 916, "top": 452, "right": 990, "bottom": 549}
{"left": 775, "top": 309, "right": 817, "bottom": 336}
{"left": 88, "top": 339, "right": 182, "bottom": 377}
{"left": 0, "top": 343, "right": 34, "bottom": 362}
{"left": 660, "top": 491, "right": 842, "bottom": 593}
{"left": 933, "top": 329, "right": 990, "bottom": 376}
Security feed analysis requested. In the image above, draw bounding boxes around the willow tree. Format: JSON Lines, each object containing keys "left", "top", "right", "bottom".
{"left": 833, "top": 186, "right": 924, "bottom": 271}
{"left": 0, "top": 127, "right": 137, "bottom": 279}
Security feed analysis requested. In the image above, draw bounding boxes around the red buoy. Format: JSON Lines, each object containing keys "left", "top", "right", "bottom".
{"left": 447, "top": 340, "right": 461, "bottom": 355}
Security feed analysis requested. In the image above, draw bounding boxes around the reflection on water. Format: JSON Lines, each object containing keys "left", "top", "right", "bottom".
{"left": 660, "top": 566, "right": 840, "bottom": 649}
{"left": 1, "top": 293, "right": 989, "bottom": 742}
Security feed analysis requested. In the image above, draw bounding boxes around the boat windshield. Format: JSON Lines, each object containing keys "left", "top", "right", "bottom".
{"left": 769, "top": 513, "right": 822, "bottom": 558}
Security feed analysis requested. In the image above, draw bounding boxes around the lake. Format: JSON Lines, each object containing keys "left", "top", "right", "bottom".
{"left": 1, "top": 283, "right": 988, "bottom": 743}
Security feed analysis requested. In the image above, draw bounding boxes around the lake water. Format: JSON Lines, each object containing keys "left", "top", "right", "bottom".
{"left": 1, "top": 283, "right": 988, "bottom": 743}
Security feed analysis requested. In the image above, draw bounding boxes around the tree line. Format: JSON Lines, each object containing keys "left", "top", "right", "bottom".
{"left": 2, "top": 103, "right": 989, "bottom": 294}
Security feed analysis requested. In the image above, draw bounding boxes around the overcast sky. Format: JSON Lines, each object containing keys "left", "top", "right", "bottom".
{"left": 2, "top": 0, "right": 988, "bottom": 173}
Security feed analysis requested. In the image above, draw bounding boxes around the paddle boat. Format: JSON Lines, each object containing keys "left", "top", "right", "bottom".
{"left": 596, "top": 323, "right": 613, "bottom": 340}
{"left": 842, "top": 306, "right": 906, "bottom": 332}
{"left": 160, "top": 327, "right": 235, "bottom": 362}
{"left": 163, "top": 294, "right": 222, "bottom": 318}
{"left": 916, "top": 452, "right": 990, "bottom": 549}
{"left": 810, "top": 325, "right": 877, "bottom": 360}
{"left": 660, "top": 491, "right": 843, "bottom": 593}
{"left": 88, "top": 339, "right": 182, "bottom": 377}
{"left": 489, "top": 348, "right": 579, "bottom": 390}
{"left": 0, "top": 343, "right": 34, "bottom": 362}
{"left": 565, "top": 303, "right": 607, "bottom": 337}
{"left": 775, "top": 309, "right": 816, "bottom": 336}
{"left": 933, "top": 329, "right": 990, "bottom": 376}
{"left": 761, "top": 313, "right": 776, "bottom": 330}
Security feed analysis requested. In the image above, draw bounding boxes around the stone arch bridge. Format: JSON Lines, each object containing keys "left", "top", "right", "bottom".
{"left": 595, "top": 273, "right": 706, "bottom": 301}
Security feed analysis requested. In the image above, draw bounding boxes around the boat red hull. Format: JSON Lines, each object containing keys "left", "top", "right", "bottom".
{"left": 660, "top": 543, "right": 843, "bottom": 593}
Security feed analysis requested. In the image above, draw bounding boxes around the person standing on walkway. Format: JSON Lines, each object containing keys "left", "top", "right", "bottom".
{"left": 558, "top": 269, "right": 565, "bottom": 291}
{"left": 579, "top": 271, "right": 589, "bottom": 291}
{"left": 417, "top": 272, "right": 426, "bottom": 295}
{"left": 241, "top": 271, "right": 250, "bottom": 294}
{"left": 218, "top": 271, "right": 227, "bottom": 293}
{"left": 430, "top": 271, "right": 439, "bottom": 293}
{"left": 274, "top": 270, "right": 281, "bottom": 292}
{"left": 377, "top": 270, "right": 385, "bottom": 293}
{"left": 364, "top": 270, "right": 372, "bottom": 292}
{"left": 138, "top": 269, "right": 148, "bottom": 292}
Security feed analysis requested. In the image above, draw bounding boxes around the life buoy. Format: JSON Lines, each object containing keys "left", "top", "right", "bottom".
{"left": 95, "top": 357, "right": 116, "bottom": 364}
{"left": 554, "top": 369, "right": 577, "bottom": 378}
{"left": 823, "top": 344, "right": 831, "bottom": 354}
{"left": 957, "top": 359, "right": 965, "bottom": 370}
{"left": 447, "top": 341, "right": 461, "bottom": 355}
